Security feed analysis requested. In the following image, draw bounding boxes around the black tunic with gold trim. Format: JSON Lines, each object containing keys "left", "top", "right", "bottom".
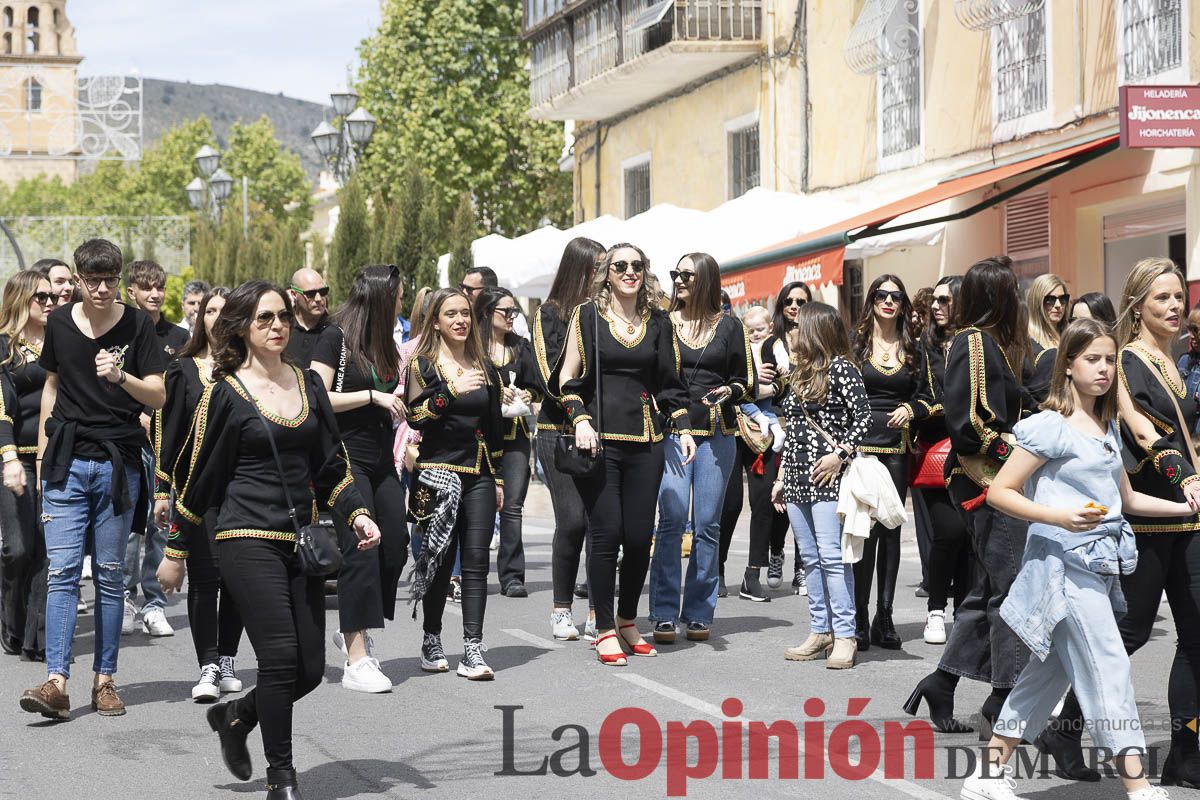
{"left": 0, "top": 335, "right": 45, "bottom": 462}
{"left": 169, "top": 366, "right": 369, "bottom": 557}
{"left": 1119, "top": 344, "right": 1200, "bottom": 534}
{"left": 914, "top": 340, "right": 948, "bottom": 444}
{"left": 557, "top": 301, "right": 688, "bottom": 443}
{"left": 154, "top": 356, "right": 213, "bottom": 503}
{"left": 859, "top": 350, "right": 930, "bottom": 455}
{"left": 406, "top": 355, "right": 505, "bottom": 482}
{"left": 672, "top": 314, "right": 753, "bottom": 439}
{"left": 493, "top": 338, "right": 544, "bottom": 444}
{"left": 1026, "top": 342, "right": 1056, "bottom": 406}
{"left": 532, "top": 304, "right": 571, "bottom": 433}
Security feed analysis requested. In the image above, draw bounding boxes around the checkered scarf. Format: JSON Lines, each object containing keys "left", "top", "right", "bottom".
{"left": 407, "top": 468, "right": 462, "bottom": 617}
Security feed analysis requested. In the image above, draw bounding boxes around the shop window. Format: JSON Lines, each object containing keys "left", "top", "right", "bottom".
{"left": 993, "top": 6, "right": 1047, "bottom": 123}
{"left": 1004, "top": 191, "right": 1050, "bottom": 288}
{"left": 1120, "top": 0, "right": 1183, "bottom": 83}
{"left": 624, "top": 159, "right": 651, "bottom": 218}
{"left": 728, "top": 123, "right": 759, "bottom": 199}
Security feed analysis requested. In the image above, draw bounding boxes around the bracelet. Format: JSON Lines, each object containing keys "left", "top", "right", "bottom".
{"left": 117, "top": 369, "right": 127, "bottom": 385}
{"left": 367, "top": 388, "right": 373, "bottom": 405}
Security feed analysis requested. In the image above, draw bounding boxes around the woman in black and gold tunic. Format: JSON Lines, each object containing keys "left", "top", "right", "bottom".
{"left": 851, "top": 274, "right": 929, "bottom": 651}
{"left": 170, "top": 281, "right": 380, "bottom": 800}
{"left": 405, "top": 287, "right": 505, "bottom": 681}
{"left": 558, "top": 243, "right": 690, "bottom": 666}
{"left": 1115, "top": 257, "right": 1200, "bottom": 787}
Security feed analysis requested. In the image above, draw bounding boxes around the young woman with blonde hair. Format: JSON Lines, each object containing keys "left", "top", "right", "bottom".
{"left": 1026, "top": 273, "right": 1070, "bottom": 404}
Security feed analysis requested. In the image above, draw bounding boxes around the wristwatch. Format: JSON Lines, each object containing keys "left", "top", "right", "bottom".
{"left": 835, "top": 447, "right": 850, "bottom": 462}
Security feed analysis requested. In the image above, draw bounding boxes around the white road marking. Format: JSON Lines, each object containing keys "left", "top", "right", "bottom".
{"left": 501, "top": 628, "right": 565, "bottom": 650}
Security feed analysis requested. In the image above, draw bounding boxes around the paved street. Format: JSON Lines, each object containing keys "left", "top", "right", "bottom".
{"left": 0, "top": 482, "right": 1184, "bottom": 800}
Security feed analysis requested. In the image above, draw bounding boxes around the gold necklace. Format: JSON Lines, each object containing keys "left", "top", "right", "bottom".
{"left": 609, "top": 307, "right": 639, "bottom": 335}
{"left": 873, "top": 339, "right": 898, "bottom": 365}
{"left": 439, "top": 359, "right": 465, "bottom": 377}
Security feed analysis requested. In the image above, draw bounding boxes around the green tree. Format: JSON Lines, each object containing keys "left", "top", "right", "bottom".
{"left": 327, "top": 176, "right": 370, "bottom": 304}
{"left": 310, "top": 234, "right": 327, "bottom": 275}
{"left": 223, "top": 116, "right": 313, "bottom": 224}
{"left": 447, "top": 192, "right": 476, "bottom": 287}
{"left": 357, "top": 0, "right": 570, "bottom": 243}
{"left": 163, "top": 266, "right": 196, "bottom": 323}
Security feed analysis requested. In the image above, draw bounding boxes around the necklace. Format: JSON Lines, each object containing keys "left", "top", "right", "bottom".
{"left": 439, "top": 359, "right": 465, "bottom": 378}
{"left": 873, "top": 337, "right": 899, "bottom": 365}
{"left": 609, "top": 306, "right": 640, "bottom": 335}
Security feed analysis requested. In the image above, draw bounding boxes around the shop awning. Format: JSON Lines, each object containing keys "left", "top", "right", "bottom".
{"left": 720, "top": 131, "right": 1119, "bottom": 298}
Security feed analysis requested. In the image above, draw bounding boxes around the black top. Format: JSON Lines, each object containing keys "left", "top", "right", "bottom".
{"left": 154, "top": 316, "right": 190, "bottom": 360}
{"left": 406, "top": 355, "right": 505, "bottom": 481}
{"left": 154, "top": 357, "right": 214, "bottom": 500}
{"left": 532, "top": 304, "right": 571, "bottom": 432}
{"left": 170, "top": 366, "right": 369, "bottom": 557}
{"left": 557, "top": 301, "right": 688, "bottom": 443}
{"left": 914, "top": 340, "right": 948, "bottom": 444}
{"left": 672, "top": 314, "right": 753, "bottom": 438}
{"left": 943, "top": 327, "right": 1023, "bottom": 490}
{"left": 492, "top": 338, "right": 544, "bottom": 443}
{"left": 40, "top": 303, "right": 165, "bottom": 464}
{"left": 858, "top": 353, "right": 930, "bottom": 454}
{"left": 779, "top": 356, "right": 872, "bottom": 503}
{"left": 1119, "top": 345, "right": 1200, "bottom": 534}
{"left": 0, "top": 335, "right": 46, "bottom": 457}
{"left": 312, "top": 325, "right": 399, "bottom": 469}
{"left": 285, "top": 314, "right": 331, "bottom": 367}
{"left": 1027, "top": 342, "right": 1055, "bottom": 406}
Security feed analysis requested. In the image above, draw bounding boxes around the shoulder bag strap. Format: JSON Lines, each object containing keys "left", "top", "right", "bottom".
{"left": 230, "top": 374, "right": 304, "bottom": 538}
{"left": 1129, "top": 346, "right": 1199, "bottom": 467}
{"left": 593, "top": 303, "right": 603, "bottom": 446}
{"left": 799, "top": 399, "right": 840, "bottom": 453}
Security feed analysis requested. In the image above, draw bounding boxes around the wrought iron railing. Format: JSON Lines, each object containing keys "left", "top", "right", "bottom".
{"left": 994, "top": 9, "right": 1047, "bottom": 123}
{"left": 1122, "top": 0, "right": 1183, "bottom": 81}
{"left": 0, "top": 70, "right": 142, "bottom": 160}
{"left": 0, "top": 216, "right": 189, "bottom": 276}
{"left": 880, "top": 55, "right": 920, "bottom": 156}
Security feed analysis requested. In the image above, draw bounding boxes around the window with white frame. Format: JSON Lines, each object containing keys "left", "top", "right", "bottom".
{"left": 729, "top": 123, "right": 759, "bottom": 199}
{"left": 994, "top": 6, "right": 1047, "bottom": 123}
{"left": 879, "top": 1, "right": 921, "bottom": 159}
{"left": 624, "top": 160, "right": 651, "bottom": 218}
{"left": 1121, "top": 0, "right": 1183, "bottom": 82}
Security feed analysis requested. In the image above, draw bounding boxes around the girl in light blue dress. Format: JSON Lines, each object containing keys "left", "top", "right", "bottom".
{"left": 961, "top": 318, "right": 1195, "bottom": 800}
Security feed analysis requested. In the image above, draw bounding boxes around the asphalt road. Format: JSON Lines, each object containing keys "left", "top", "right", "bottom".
{"left": 0, "top": 482, "right": 1185, "bottom": 800}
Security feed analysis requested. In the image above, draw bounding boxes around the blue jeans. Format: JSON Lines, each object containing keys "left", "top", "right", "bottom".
{"left": 787, "top": 501, "right": 856, "bottom": 638}
{"left": 43, "top": 457, "right": 140, "bottom": 678}
{"left": 124, "top": 447, "right": 166, "bottom": 612}
{"left": 650, "top": 431, "right": 736, "bottom": 626}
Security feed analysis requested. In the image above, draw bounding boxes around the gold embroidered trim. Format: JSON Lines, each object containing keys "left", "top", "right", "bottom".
{"left": 867, "top": 353, "right": 903, "bottom": 376}
{"left": 224, "top": 366, "right": 310, "bottom": 428}
{"left": 964, "top": 330, "right": 998, "bottom": 453}
{"left": 1130, "top": 520, "right": 1200, "bottom": 534}
{"left": 1119, "top": 348, "right": 1175, "bottom": 435}
{"left": 164, "top": 546, "right": 188, "bottom": 559}
{"left": 599, "top": 308, "right": 649, "bottom": 348}
{"left": 1130, "top": 343, "right": 1186, "bottom": 398}
{"left": 215, "top": 529, "right": 297, "bottom": 542}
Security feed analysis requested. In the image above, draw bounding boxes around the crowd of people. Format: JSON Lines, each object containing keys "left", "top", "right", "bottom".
{"left": 0, "top": 235, "right": 1193, "bottom": 800}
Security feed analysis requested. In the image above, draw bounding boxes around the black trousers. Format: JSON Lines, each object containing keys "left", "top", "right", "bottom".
{"left": 853, "top": 452, "right": 908, "bottom": 612}
{"left": 914, "top": 487, "right": 972, "bottom": 613}
{"left": 577, "top": 440, "right": 665, "bottom": 631}
{"left": 0, "top": 459, "right": 42, "bottom": 657}
{"left": 335, "top": 454, "right": 409, "bottom": 632}
{"left": 185, "top": 510, "right": 243, "bottom": 667}
{"left": 422, "top": 473, "right": 495, "bottom": 641}
{"left": 497, "top": 438, "right": 531, "bottom": 590}
{"left": 1119, "top": 533, "right": 1200, "bottom": 745}
{"left": 536, "top": 434, "right": 590, "bottom": 608}
{"left": 719, "top": 445, "right": 788, "bottom": 573}
{"left": 220, "top": 537, "right": 324, "bottom": 772}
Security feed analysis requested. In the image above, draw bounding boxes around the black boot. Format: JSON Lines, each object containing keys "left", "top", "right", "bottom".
{"left": 1032, "top": 692, "right": 1100, "bottom": 782}
{"left": 206, "top": 701, "right": 254, "bottom": 781}
{"left": 266, "top": 767, "right": 303, "bottom": 799}
{"left": 978, "top": 690, "right": 1009, "bottom": 742}
{"left": 739, "top": 568, "right": 769, "bottom": 602}
{"left": 854, "top": 608, "right": 870, "bottom": 652}
{"left": 1162, "top": 726, "right": 1200, "bottom": 788}
{"left": 869, "top": 606, "right": 902, "bottom": 650}
{"left": 902, "top": 669, "right": 972, "bottom": 734}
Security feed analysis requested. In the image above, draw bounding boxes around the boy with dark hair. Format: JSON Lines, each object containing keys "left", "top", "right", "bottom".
{"left": 20, "top": 238, "right": 166, "bottom": 719}
{"left": 122, "top": 260, "right": 187, "bottom": 637}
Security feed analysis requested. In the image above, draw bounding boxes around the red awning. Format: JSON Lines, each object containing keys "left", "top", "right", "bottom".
{"left": 721, "top": 132, "right": 1120, "bottom": 294}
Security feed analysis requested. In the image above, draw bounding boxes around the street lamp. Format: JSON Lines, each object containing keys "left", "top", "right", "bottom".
{"left": 194, "top": 145, "right": 221, "bottom": 179}
{"left": 310, "top": 85, "right": 375, "bottom": 185}
{"left": 185, "top": 147, "right": 245, "bottom": 240}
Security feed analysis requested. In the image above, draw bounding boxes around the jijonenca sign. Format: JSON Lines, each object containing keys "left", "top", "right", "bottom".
{"left": 1120, "top": 85, "right": 1200, "bottom": 148}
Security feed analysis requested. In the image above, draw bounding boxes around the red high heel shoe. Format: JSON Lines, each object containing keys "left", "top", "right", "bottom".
{"left": 595, "top": 633, "right": 628, "bottom": 666}
{"left": 618, "top": 622, "right": 658, "bottom": 657}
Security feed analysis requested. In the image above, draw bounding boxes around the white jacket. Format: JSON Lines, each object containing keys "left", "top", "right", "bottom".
{"left": 836, "top": 455, "right": 908, "bottom": 563}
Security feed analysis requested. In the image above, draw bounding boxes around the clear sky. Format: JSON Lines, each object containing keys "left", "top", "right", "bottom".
{"left": 69, "top": 1, "right": 381, "bottom": 104}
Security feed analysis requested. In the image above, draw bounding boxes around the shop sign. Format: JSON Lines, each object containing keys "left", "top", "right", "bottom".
{"left": 1120, "top": 86, "right": 1200, "bottom": 148}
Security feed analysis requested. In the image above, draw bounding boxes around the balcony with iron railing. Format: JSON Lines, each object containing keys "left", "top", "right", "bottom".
{"left": 526, "top": 0, "right": 763, "bottom": 121}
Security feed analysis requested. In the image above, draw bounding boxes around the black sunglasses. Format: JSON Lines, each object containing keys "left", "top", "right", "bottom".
{"left": 610, "top": 260, "right": 645, "bottom": 274}
{"left": 874, "top": 289, "right": 903, "bottom": 305}
{"left": 784, "top": 297, "right": 806, "bottom": 308}
{"left": 670, "top": 270, "right": 695, "bottom": 283}
{"left": 495, "top": 307, "right": 520, "bottom": 321}
{"left": 254, "top": 310, "right": 295, "bottom": 328}
{"left": 31, "top": 291, "right": 55, "bottom": 306}
{"left": 1043, "top": 293, "right": 1071, "bottom": 309}
{"left": 291, "top": 286, "right": 329, "bottom": 300}
{"left": 931, "top": 295, "right": 952, "bottom": 307}
{"left": 459, "top": 283, "right": 482, "bottom": 294}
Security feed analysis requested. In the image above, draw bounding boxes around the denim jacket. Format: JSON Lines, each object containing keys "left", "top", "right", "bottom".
{"left": 998, "top": 412, "right": 1136, "bottom": 662}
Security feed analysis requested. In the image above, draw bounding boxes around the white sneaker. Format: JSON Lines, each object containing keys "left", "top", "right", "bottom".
{"left": 81, "top": 556, "right": 92, "bottom": 580}
{"left": 77, "top": 598, "right": 89, "bottom": 614}
{"left": 924, "top": 610, "right": 947, "bottom": 644}
{"left": 121, "top": 596, "right": 138, "bottom": 635}
{"left": 218, "top": 656, "right": 242, "bottom": 693}
{"left": 142, "top": 607, "right": 174, "bottom": 636}
{"left": 457, "top": 639, "right": 494, "bottom": 680}
{"left": 551, "top": 609, "right": 579, "bottom": 641}
{"left": 583, "top": 614, "right": 598, "bottom": 643}
{"left": 1128, "top": 787, "right": 1171, "bottom": 800}
{"left": 331, "top": 629, "right": 348, "bottom": 657}
{"left": 342, "top": 656, "right": 392, "bottom": 693}
{"left": 420, "top": 632, "right": 449, "bottom": 672}
{"left": 191, "top": 663, "right": 220, "bottom": 702}
{"left": 961, "top": 763, "right": 1026, "bottom": 800}
{"left": 490, "top": 529, "right": 500, "bottom": 550}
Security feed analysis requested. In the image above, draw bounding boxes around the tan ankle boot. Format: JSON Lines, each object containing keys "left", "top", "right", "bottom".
{"left": 784, "top": 632, "right": 834, "bottom": 661}
{"left": 826, "top": 637, "right": 857, "bottom": 669}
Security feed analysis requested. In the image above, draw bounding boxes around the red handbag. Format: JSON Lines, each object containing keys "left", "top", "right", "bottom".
{"left": 911, "top": 438, "right": 952, "bottom": 489}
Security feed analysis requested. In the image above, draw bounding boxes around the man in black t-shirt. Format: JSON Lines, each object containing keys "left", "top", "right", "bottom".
{"left": 285, "top": 266, "right": 330, "bottom": 366}
{"left": 121, "top": 260, "right": 188, "bottom": 638}
{"left": 20, "top": 238, "right": 166, "bottom": 721}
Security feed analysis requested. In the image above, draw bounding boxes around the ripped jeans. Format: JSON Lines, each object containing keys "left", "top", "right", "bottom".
{"left": 42, "top": 457, "right": 140, "bottom": 679}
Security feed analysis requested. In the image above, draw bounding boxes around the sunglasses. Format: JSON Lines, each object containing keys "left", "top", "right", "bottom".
{"left": 1043, "top": 293, "right": 1071, "bottom": 309}
{"left": 31, "top": 291, "right": 55, "bottom": 306}
{"left": 80, "top": 275, "right": 121, "bottom": 291}
{"left": 291, "top": 286, "right": 329, "bottom": 300}
{"left": 610, "top": 260, "right": 645, "bottom": 274}
{"left": 784, "top": 297, "right": 806, "bottom": 308}
{"left": 931, "top": 295, "right": 952, "bottom": 307}
{"left": 495, "top": 307, "right": 520, "bottom": 321}
{"left": 254, "top": 310, "right": 295, "bottom": 328}
{"left": 670, "top": 270, "right": 695, "bottom": 284}
{"left": 874, "top": 290, "right": 904, "bottom": 305}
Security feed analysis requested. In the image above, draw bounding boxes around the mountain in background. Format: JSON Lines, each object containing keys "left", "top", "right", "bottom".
{"left": 142, "top": 78, "right": 330, "bottom": 180}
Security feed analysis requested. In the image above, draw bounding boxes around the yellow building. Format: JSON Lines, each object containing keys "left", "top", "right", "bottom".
{"left": 524, "top": 0, "right": 1200, "bottom": 312}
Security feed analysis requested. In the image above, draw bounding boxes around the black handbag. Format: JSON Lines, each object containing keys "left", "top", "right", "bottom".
{"left": 555, "top": 303, "right": 605, "bottom": 479}
{"left": 235, "top": 376, "right": 344, "bottom": 577}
